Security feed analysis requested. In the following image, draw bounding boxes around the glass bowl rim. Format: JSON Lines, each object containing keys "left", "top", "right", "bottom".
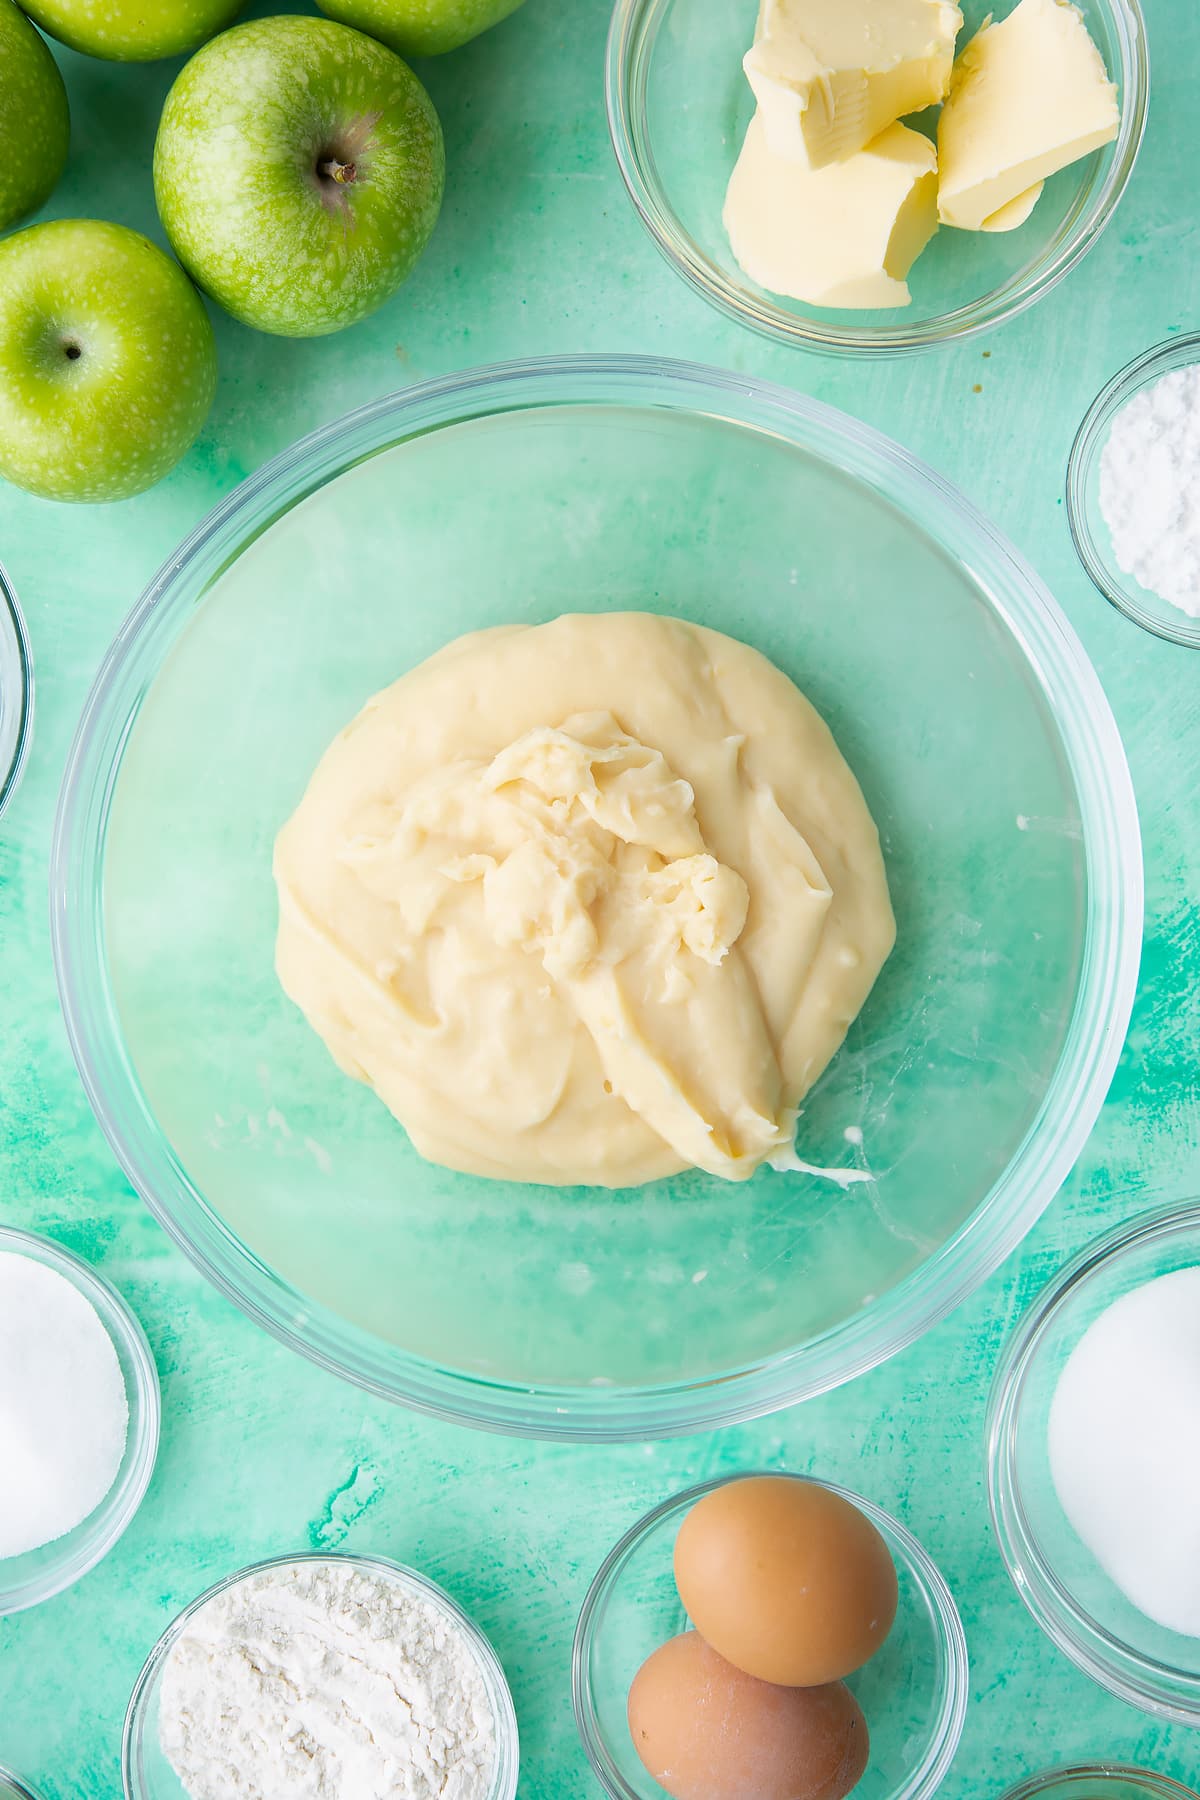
{"left": 0, "top": 1223, "right": 160, "bottom": 1617}
{"left": 987, "top": 1198, "right": 1200, "bottom": 1725}
{"left": 998, "top": 1768, "right": 1200, "bottom": 1800}
{"left": 571, "top": 1469, "right": 969, "bottom": 1800}
{"left": 604, "top": 0, "right": 1150, "bottom": 357}
{"left": 0, "top": 558, "right": 33, "bottom": 822}
{"left": 1066, "top": 332, "right": 1200, "bottom": 649}
{"left": 51, "top": 351, "right": 1143, "bottom": 1442}
{"left": 121, "top": 1549, "right": 520, "bottom": 1800}
{"left": 0, "top": 1766, "right": 47, "bottom": 1800}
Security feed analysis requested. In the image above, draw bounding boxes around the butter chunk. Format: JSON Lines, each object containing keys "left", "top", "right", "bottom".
{"left": 938, "top": 0, "right": 1120, "bottom": 231}
{"left": 744, "top": 0, "right": 963, "bottom": 169}
{"left": 724, "top": 115, "right": 939, "bottom": 310}
{"left": 981, "top": 181, "right": 1043, "bottom": 231}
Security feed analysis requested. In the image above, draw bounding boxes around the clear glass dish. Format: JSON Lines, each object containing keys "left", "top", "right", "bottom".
{"left": 606, "top": 0, "right": 1149, "bottom": 356}
{"left": 988, "top": 1200, "right": 1200, "bottom": 1726}
{"left": 122, "top": 1552, "right": 519, "bottom": 1800}
{"left": 0, "top": 1226, "right": 160, "bottom": 1615}
{"left": 573, "top": 1473, "right": 968, "bottom": 1800}
{"left": 52, "top": 354, "right": 1142, "bottom": 1441}
{"left": 0, "top": 559, "right": 33, "bottom": 821}
{"left": 0, "top": 1768, "right": 46, "bottom": 1800}
{"left": 1067, "top": 335, "right": 1200, "bottom": 649}
{"left": 999, "top": 1770, "right": 1200, "bottom": 1800}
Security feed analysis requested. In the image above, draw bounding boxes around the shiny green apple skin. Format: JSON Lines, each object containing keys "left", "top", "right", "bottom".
{"left": 154, "top": 16, "right": 445, "bottom": 339}
{"left": 19, "top": 0, "right": 243, "bottom": 61}
{"left": 316, "top": 0, "right": 527, "bottom": 57}
{"left": 0, "top": 0, "right": 69, "bottom": 229}
{"left": 0, "top": 221, "right": 217, "bottom": 503}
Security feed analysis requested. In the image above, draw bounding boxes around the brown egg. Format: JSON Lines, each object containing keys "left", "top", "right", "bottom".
{"left": 627, "top": 1631, "right": 869, "bottom": 1800}
{"left": 674, "top": 1476, "right": 898, "bottom": 1687}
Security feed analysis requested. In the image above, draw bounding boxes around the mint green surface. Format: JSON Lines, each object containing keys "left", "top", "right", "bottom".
{"left": 0, "top": 1, "right": 1196, "bottom": 1796}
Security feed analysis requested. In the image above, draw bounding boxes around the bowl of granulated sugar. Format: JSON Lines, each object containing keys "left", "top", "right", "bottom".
{"left": 0, "top": 1226, "right": 160, "bottom": 1614}
{"left": 988, "top": 1200, "right": 1200, "bottom": 1726}
{"left": 1068, "top": 334, "right": 1200, "bottom": 649}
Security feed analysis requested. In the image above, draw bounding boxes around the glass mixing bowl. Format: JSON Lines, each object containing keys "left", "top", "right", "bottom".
{"left": 0, "top": 1769, "right": 46, "bottom": 1800}
{"left": 123, "top": 1552, "right": 519, "bottom": 1800}
{"left": 0, "top": 560, "right": 32, "bottom": 822}
{"left": 52, "top": 355, "right": 1142, "bottom": 1440}
{"left": 0, "top": 1226, "right": 160, "bottom": 1615}
{"left": 999, "top": 1772, "right": 1200, "bottom": 1800}
{"left": 573, "top": 1474, "right": 967, "bottom": 1800}
{"left": 988, "top": 1201, "right": 1200, "bottom": 1726}
{"left": 606, "top": 0, "right": 1149, "bottom": 355}
{"left": 1067, "top": 335, "right": 1200, "bottom": 650}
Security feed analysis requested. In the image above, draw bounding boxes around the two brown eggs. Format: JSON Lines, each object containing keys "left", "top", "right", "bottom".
{"left": 629, "top": 1477, "right": 899, "bottom": 1800}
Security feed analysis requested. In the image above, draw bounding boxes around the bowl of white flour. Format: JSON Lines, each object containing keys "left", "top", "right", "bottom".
{"left": 1068, "top": 334, "right": 1200, "bottom": 650}
{"left": 121, "top": 1553, "right": 519, "bottom": 1800}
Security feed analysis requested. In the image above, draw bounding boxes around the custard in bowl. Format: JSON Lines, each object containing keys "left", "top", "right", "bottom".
{"left": 273, "top": 612, "right": 895, "bottom": 1188}
{"left": 53, "top": 356, "right": 1141, "bottom": 1439}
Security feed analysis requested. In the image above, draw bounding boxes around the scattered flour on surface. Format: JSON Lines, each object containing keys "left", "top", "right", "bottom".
{"left": 1099, "top": 363, "right": 1200, "bottom": 618}
{"left": 159, "top": 1559, "right": 497, "bottom": 1800}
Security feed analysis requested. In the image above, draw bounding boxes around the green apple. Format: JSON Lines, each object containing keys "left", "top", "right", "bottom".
{"left": 0, "top": 0, "right": 69, "bottom": 229}
{"left": 19, "top": 0, "right": 243, "bottom": 61}
{"left": 154, "top": 17, "right": 444, "bottom": 339}
{"left": 0, "top": 220, "right": 217, "bottom": 503}
{"left": 316, "top": 0, "right": 526, "bottom": 57}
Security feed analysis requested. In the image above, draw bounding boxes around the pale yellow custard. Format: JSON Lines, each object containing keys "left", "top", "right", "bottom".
{"left": 273, "top": 614, "right": 895, "bottom": 1189}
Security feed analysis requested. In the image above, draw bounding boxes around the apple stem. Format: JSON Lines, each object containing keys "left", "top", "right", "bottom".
{"left": 318, "top": 157, "right": 357, "bottom": 186}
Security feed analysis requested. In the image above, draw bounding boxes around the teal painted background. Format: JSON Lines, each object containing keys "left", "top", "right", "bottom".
{"left": 1, "top": 0, "right": 1198, "bottom": 1794}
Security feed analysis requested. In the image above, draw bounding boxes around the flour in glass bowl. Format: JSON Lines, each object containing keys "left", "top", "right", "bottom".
{"left": 1099, "top": 362, "right": 1200, "bottom": 618}
{"left": 158, "top": 1558, "right": 499, "bottom": 1800}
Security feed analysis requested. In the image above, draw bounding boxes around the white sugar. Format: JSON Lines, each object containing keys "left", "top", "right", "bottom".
{"left": 0, "top": 1251, "right": 129, "bottom": 1561}
{"left": 1099, "top": 362, "right": 1200, "bottom": 618}
{"left": 1049, "top": 1265, "right": 1200, "bottom": 1638}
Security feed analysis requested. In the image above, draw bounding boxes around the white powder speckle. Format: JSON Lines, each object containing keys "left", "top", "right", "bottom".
{"left": 1099, "top": 362, "right": 1200, "bottom": 617}
{"left": 159, "top": 1559, "right": 498, "bottom": 1800}
{"left": 767, "top": 1148, "right": 873, "bottom": 1187}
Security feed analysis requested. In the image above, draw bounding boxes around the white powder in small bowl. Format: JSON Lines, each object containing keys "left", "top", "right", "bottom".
{"left": 0, "top": 1250, "right": 129, "bottom": 1560}
{"left": 1099, "top": 362, "right": 1200, "bottom": 619}
{"left": 159, "top": 1558, "right": 500, "bottom": 1800}
{"left": 1049, "top": 1264, "right": 1200, "bottom": 1639}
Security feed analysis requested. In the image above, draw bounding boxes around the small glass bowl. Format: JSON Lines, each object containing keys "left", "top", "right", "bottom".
{"left": 999, "top": 1770, "right": 1200, "bottom": 1800}
{"left": 1067, "top": 335, "right": 1200, "bottom": 649}
{"left": 573, "top": 1473, "right": 968, "bottom": 1800}
{"left": 988, "top": 1200, "right": 1200, "bottom": 1726}
{"left": 0, "top": 1226, "right": 160, "bottom": 1616}
{"left": 123, "top": 1552, "right": 520, "bottom": 1800}
{"left": 0, "top": 1767, "right": 47, "bottom": 1800}
{"left": 0, "top": 559, "right": 32, "bottom": 821}
{"left": 606, "top": 0, "right": 1149, "bottom": 356}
